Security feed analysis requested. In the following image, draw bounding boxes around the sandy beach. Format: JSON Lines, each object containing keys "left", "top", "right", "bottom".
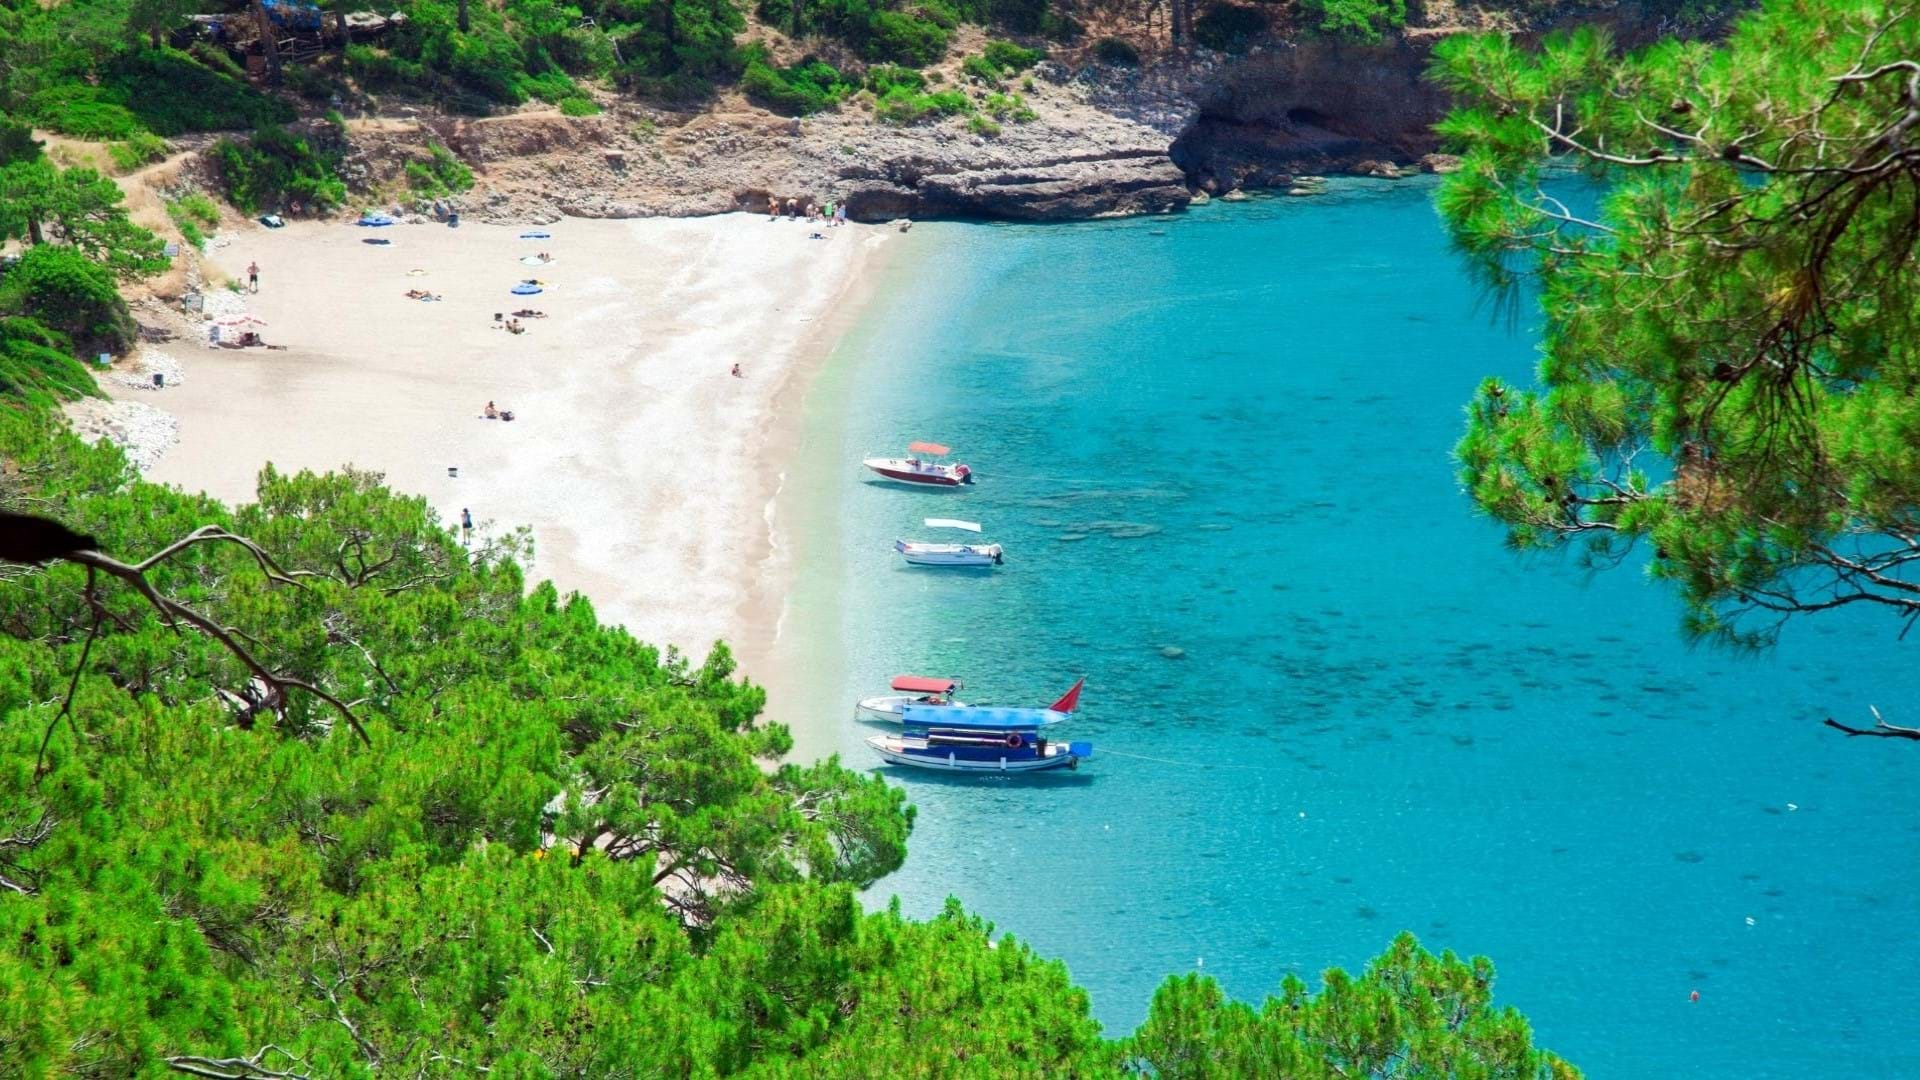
{"left": 114, "top": 212, "right": 892, "bottom": 669}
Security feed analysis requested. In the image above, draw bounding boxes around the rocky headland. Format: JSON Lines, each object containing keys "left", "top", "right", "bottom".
{"left": 155, "top": 4, "right": 1708, "bottom": 228}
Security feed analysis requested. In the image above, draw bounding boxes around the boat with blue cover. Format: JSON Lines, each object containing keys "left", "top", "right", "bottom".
{"left": 866, "top": 680, "right": 1091, "bottom": 772}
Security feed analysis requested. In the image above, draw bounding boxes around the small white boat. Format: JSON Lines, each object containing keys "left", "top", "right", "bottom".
{"left": 895, "top": 540, "right": 1003, "bottom": 567}
{"left": 857, "top": 675, "right": 967, "bottom": 721}
{"left": 863, "top": 441, "right": 973, "bottom": 487}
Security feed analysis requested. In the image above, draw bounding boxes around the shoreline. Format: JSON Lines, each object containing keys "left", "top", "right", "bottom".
{"left": 732, "top": 223, "right": 913, "bottom": 728}
{"left": 106, "top": 212, "right": 894, "bottom": 682}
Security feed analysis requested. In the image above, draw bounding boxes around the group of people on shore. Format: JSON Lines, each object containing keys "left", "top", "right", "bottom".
{"left": 768, "top": 195, "right": 848, "bottom": 227}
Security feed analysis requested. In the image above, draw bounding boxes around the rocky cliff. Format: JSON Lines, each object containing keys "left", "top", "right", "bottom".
{"left": 325, "top": 4, "right": 1696, "bottom": 224}
{"left": 1165, "top": 40, "right": 1451, "bottom": 191}
{"left": 344, "top": 65, "right": 1191, "bottom": 225}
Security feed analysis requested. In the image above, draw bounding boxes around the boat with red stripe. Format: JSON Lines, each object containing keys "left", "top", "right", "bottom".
{"left": 862, "top": 441, "right": 974, "bottom": 487}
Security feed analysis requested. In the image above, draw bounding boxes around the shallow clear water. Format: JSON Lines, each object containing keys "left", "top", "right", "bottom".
{"left": 781, "top": 182, "right": 1920, "bottom": 1077}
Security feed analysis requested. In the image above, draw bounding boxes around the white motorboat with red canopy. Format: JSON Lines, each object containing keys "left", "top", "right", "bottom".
{"left": 856, "top": 675, "right": 967, "bottom": 721}
{"left": 863, "top": 442, "right": 973, "bottom": 487}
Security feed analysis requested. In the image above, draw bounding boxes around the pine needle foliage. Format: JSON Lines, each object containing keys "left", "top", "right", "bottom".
{"left": 1433, "top": 1, "right": 1920, "bottom": 646}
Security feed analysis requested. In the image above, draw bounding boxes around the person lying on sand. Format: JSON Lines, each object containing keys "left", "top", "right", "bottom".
{"left": 506, "top": 319, "right": 525, "bottom": 334}
{"left": 511, "top": 309, "right": 547, "bottom": 318}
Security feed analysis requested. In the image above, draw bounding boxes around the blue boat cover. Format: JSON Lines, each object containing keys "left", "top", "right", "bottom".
{"left": 901, "top": 704, "right": 1060, "bottom": 730}
{"left": 519, "top": 231, "right": 553, "bottom": 239}
{"left": 510, "top": 283, "right": 543, "bottom": 295}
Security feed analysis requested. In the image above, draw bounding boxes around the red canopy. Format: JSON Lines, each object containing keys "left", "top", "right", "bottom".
{"left": 907, "top": 441, "right": 951, "bottom": 456}
{"left": 892, "top": 675, "right": 957, "bottom": 693}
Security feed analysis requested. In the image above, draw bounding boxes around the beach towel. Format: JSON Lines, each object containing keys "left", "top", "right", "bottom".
{"left": 519, "top": 231, "right": 552, "bottom": 239}
{"left": 511, "top": 284, "right": 543, "bottom": 295}
{"left": 357, "top": 214, "right": 396, "bottom": 227}
{"left": 518, "top": 255, "right": 554, "bottom": 266}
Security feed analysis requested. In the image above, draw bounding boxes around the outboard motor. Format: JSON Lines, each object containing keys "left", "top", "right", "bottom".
{"left": 958, "top": 464, "right": 974, "bottom": 484}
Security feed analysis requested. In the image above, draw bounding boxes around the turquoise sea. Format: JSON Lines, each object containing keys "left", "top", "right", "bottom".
{"left": 775, "top": 181, "right": 1920, "bottom": 1077}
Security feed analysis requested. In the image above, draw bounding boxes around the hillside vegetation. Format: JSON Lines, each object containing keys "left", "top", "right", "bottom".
{"left": 0, "top": 0, "right": 1604, "bottom": 1073}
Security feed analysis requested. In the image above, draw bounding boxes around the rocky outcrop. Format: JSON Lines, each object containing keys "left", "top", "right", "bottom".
{"left": 389, "top": 78, "right": 1188, "bottom": 224}
{"left": 1169, "top": 40, "right": 1449, "bottom": 192}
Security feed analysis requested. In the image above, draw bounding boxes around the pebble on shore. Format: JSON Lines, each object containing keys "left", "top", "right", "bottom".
{"left": 65, "top": 398, "right": 180, "bottom": 472}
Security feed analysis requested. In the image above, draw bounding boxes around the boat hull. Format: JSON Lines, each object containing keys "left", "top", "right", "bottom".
{"left": 866, "top": 735, "right": 1083, "bottom": 772}
{"left": 895, "top": 541, "right": 1003, "bottom": 567}
{"left": 856, "top": 695, "right": 966, "bottom": 722}
{"left": 899, "top": 552, "right": 997, "bottom": 567}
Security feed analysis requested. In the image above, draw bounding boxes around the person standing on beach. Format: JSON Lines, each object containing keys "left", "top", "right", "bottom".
{"left": 786, "top": 197, "right": 798, "bottom": 219}
{"left": 247, "top": 261, "right": 260, "bottom": 293}
{"left": 835, "top": 203, "right": 847, "bottom": 226}
{"left": 768, "top": 195, "right": 780, "bottom": 220}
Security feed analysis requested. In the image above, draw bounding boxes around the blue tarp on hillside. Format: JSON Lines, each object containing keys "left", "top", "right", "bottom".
{"left": 263, "top": 0, "right": 324, "bottom": 30}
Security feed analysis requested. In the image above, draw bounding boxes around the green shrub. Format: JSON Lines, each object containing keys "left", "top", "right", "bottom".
{"left": 107, "top": 131, "right": 169, "bottom": 172}
{"left": 960, "top": 54, "right": 1001, "bottom": 82}
{"left": 404, "top": 143, "right": 476, "bottom": 198}
{"left": 189, "top": 40, "right": 248, "bottom": 81}
{"left": 872, "top": 86, "right": 970, "bottom": 125}
{"left": 0, "top": 246, "right": 136, "bottom": 356}
{"left": 741, "top": 51, "right": 853, "bottom": 116}
{"left": 982, "top": 91, "right": 1036, "bottom": 122}
{"left": 865, "top": 11, "right": 949, "bottom": 66}
{"left": 102, "top": 49, "right": 296, "bottom": 134}
{"left": 1302, "top": 0, "right": 1406, "bottom": 43}
{"left": 29, "top": 86, "right": 142, "bottom": 140}
{"left": 981, "top": 39, "right": 1043, "bottom": 72}
{"left": 210, "top": 127, "right": 348, "bottom": 215}
{"left": 1193, "top": 4, "right": 1270, "bottom": 53}
{"left": 0, "top": 316, "right": 98, "bottom": 407}
{"left": 865, "top": 63, "right": 926, "bottom": 94}
{"left": 346, "top": 44, "right": 436, "bottom": 93}
{"left": 558, "top": 95, "right": 601, "bottom": 116}
{"left": 1093, "top": 36, "right": 1141, "bottom": 66}
{"left": 519, "top": 69, "right": 580, "bottom": 105}
{"left": 967, "top": 114, "right": 1001, "bottom": 136}
{"left": 284, "top": 63, "right": 341, "bottom": 102}
{"left": 167, "top": 194, "right": 221, "bottom": 248}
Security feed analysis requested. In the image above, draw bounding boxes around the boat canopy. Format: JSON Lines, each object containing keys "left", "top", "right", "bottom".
{"left": 925, "top": 518, "right": 982, "bottom": 532}
{"left": 908, "top": 441, "right": 951, "bottom": 456}
{"left": 902, "top": 704, "right": 1061, "bottom": 730}
{"left": 892, "top": 675, "right": 958, "bottom": 693}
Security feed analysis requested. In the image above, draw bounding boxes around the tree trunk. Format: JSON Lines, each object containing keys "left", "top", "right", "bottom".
{"left": 1170, "top": 0, "right": 1190, "bottom": 44}
{"left": 252, "top": 0, "right": 283, "bottom": 85}
{"left": 27, "top": 217, "right": 43, "bottom": 246}
{"left": 458, "top": 0, "right": 470, "bottom": 33}
{"left": 150, "top": 26, "right": 163, "bottom": 49}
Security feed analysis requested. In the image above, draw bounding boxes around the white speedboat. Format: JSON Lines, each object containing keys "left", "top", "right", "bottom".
{"left": 863, "top": 441, "right": 973, "bottom": 487}
{"left": 856, "top": 675, "right": 967, "bottom": 721}
{"left": 895, "top": 540, "right": 1003, "bottom": 567}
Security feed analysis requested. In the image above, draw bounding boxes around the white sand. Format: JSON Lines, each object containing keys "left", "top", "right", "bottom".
{"left": 118, "top": 213, "right": 889, "bottom": 663}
